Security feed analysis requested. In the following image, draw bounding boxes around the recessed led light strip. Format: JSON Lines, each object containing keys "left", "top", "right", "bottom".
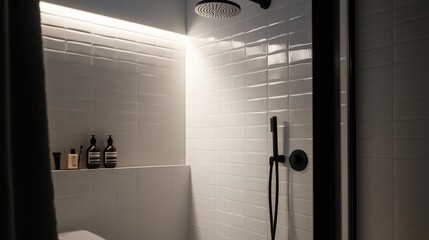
{"left": 39, "top": 1, "right": 187, "bottom": 42}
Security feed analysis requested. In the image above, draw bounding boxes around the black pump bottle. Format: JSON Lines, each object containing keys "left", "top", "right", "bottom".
{"left": 103, "top": 135, "right": 117, "bottom": 168}
{"left": 86, "top": 135, "right": 101, "bottom": 169}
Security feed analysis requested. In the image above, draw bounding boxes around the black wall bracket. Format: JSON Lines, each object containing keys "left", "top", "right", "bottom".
{"left": 249, "top": 0, "right": 271, "bottom": 9}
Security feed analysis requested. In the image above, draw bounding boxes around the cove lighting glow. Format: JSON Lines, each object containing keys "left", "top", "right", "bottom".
{"left": 39, "top": 1, "right": 187, "bottom": 42}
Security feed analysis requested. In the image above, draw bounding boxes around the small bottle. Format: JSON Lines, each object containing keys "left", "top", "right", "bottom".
{"left": 103, "top": 135, "right": 117, "bottom": 168}
{"left": 68, "top": 149, "right": 78, "bottom": 169}
{"left": 86, "top": 135, "right": 101, "bottom": 169}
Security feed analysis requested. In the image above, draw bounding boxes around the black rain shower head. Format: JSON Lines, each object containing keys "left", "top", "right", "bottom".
{"left": 194, "top": 0, "right": 271, "bottom": 19}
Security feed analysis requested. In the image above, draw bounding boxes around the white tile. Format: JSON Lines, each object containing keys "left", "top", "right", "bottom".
{"left": 54, "top": 181, "right": 91, "bottom": 198}
{"left": 41, "top": 13, "right": 66, "bottom": 27}
{"left": 66, "top": 52, "right": 91, "bottom": 65}
{"left": 358, "top": 193, "right": 394, "bottom": 225}
{"left": 358, "top": 0, "right": 392, "bottom": 16}
{"left": 289, "top": 14, "right": 311, "bottom": 33}
{"left": 358, "top": 157, "right": 394, "bottom": 194}
{"left": 268, "top": 67, "right": 288, "bottom": 84}
{"left": 268, "top": 35, "right": 288, "bottom": 54}
{"left": 92, "top": 170, "right": 116, "bottom": 193}
{"left": 117, "top": 211, "right": 137, "bottom": 240}
{"left": 92, "top": 34, "right": 116, "bottom": 47}
{"left": 268, "top": 52, "right": 288, "bottom": 67}
{"left": 268, "top": 21, "right": 288, "bottom": 40}
{"left": 42, "top": 25, "right": 65, "bottom": 39}
{"left": 394, "top": 18, "right": 429, "bottom": 43}
{"left": 246, "top": 56, "right": 267, "bottom": 73}
{"left": 358, "top": 27, "right": 392, "bottom": 50}
{"left": 289, "top": 62, "right": 312, "bottom": 80}
{"left": 290, "top": 94, "right": 312, "bottom": 109}
{"left": 247, "top": 204, "right": 268, "bottom": 221}
{"left": 116, "top": 39, "right": 137, "bottom": 52}
{"left": 268, "top": 6, "right": 288, "bottom": 26}
{"left": 246, "top": 99, "right": 267, "bottom": 112}
{"left": 358, "top": 101, "right": 392, "bottom": 121}
{"left": 288, "top": 29, "right": 312, "bottom": 48}
{"left": 93, "top": 46, "right": 115, "bottom": 59}
{"left": 67, "top": 41, "right": 92, "bottom": 55}
{"left": 93, "top": 213, "right": 117, "bottom": 239}
{"left": 246, "top": 13, "right": 267, "bottom": 32}
{"left": 289, "top": 0, "right": 311, "bottom": 20}
{"left": 394, "top": 120, "right": 429, "bottom": 139}
{"left": 395, "top": 139, "right": 429, "bottom": 160}
{"left": 55, "top": 195, "right": 93, "bottom": 233}
{"left": 246, "top": 178, "right": 267, "bottom": 193}
{"left": 393, "top": 1, "right": 429, "bottom": 23}
{"left": 358, "top": 10, "right": 392, "bottom": 34}
{"left": 245, "top": 216, "right": 268, "bottom": 235}
{"left": 394, "top": 60, "right": 429, "bottom": 100}
{"left": 116, "top": 169, "right": 137, "bottom": 212}
{"left": 395, "top": 227, "right": 429, "bottom": 240}
{"left": 394, "top": 38, "right": 429, "bottom": 62}
{"left": 92, "top": 191, "right": 116, "bottom": 215}
{"left": 246, "top": 85, "right": 267, "bottom": 99}
{"left": 44, "top": 49, "right": 66, "bottom": 63}
{"left": 246, "top": 28, "right": 267, "bottom": 45}
{"left": 394, "top": 98, "right": 429, "bottom": 120}
{"left": 65, "top": 29, "right": 91, "bottom": 43}
{"left": 52, "top": 170, "right": 92, "bottom": 185}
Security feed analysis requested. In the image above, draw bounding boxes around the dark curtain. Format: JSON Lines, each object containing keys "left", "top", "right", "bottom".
{"left": 1, "top": 0, "right": 58, "bottom": 239}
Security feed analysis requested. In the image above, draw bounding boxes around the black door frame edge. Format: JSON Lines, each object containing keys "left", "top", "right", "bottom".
{"left": 348, "top": 0, "right": 357, "bottom": 239}
{"left": 312, "top": 0, "right": 341, "bottom": 239}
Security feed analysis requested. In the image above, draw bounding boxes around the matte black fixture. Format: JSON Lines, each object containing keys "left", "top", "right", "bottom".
{"left": 289, "top": 149, "right": 308, "bottom": 171}
{"left": 268, "top": 117, "right": 308, "bottom": 239}
{"left": 194, "top": 0, "right": 271, "bottom": 19}
{"left": 268, "top": 116, "right": 285, "bottom": 240}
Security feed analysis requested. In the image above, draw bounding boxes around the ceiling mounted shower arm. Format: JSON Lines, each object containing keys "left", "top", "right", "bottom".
{"left": 249, "top": 0, "right": 271, "bottom": 9}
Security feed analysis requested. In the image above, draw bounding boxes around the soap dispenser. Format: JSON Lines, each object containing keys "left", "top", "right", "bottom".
{"left": 103, "top": 135, "right": 117, "bottom": 168}
{"left": 86, "top": 135, "right": 101, "bottom": 169}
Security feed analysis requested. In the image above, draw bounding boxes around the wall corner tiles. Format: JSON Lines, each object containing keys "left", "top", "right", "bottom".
{"left": 40, "top": 3, "right": 186, "bottom": 167}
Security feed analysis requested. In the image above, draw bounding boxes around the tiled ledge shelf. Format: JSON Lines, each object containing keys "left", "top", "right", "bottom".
{"left": 52, "top": 164, "right": 190, "bottom": 172}
{"left": 52, "top": 164, "right": 190, "bottom": 240}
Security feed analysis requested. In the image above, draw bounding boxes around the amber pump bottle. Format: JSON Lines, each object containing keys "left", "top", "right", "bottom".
{"left": 86, "top": 135, "right": 101, "bottom": 169}
{"left": 103, "top": 135, "right": 117, "bottom": 168}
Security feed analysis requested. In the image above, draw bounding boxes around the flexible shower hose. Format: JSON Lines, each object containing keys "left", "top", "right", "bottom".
{"left": 269, "top": 156, "right": 280, "bottom": 240}
{"left": 269, "top": 116, "right": 283, "bottom": 240}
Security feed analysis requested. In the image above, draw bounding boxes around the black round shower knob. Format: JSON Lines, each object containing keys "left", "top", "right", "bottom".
{"left": 289, "top": 149, "right": 308, "bottom": 171}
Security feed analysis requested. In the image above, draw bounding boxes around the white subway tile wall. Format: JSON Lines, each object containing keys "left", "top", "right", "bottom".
{"left": 41, "top": 6, "right": 185, "bottom": 168}
{"left": 186, "top": 0, "right": 313, "bottom": 239}
{"left": 357, "top": 0, "right": 429, "bottom": 239}
{"left": 52, "top": 165, "right": 190, "bottom": 240}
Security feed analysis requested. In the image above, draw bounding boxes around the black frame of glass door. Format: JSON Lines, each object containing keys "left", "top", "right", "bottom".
{"left": 312, "top": 0, "right": 341, "bottom": 239}
{"left": 348, "top": 0, "right": 357, "bottom": 239}
{"left": 312, "top": 0, "right": 357, "bottom": 239}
